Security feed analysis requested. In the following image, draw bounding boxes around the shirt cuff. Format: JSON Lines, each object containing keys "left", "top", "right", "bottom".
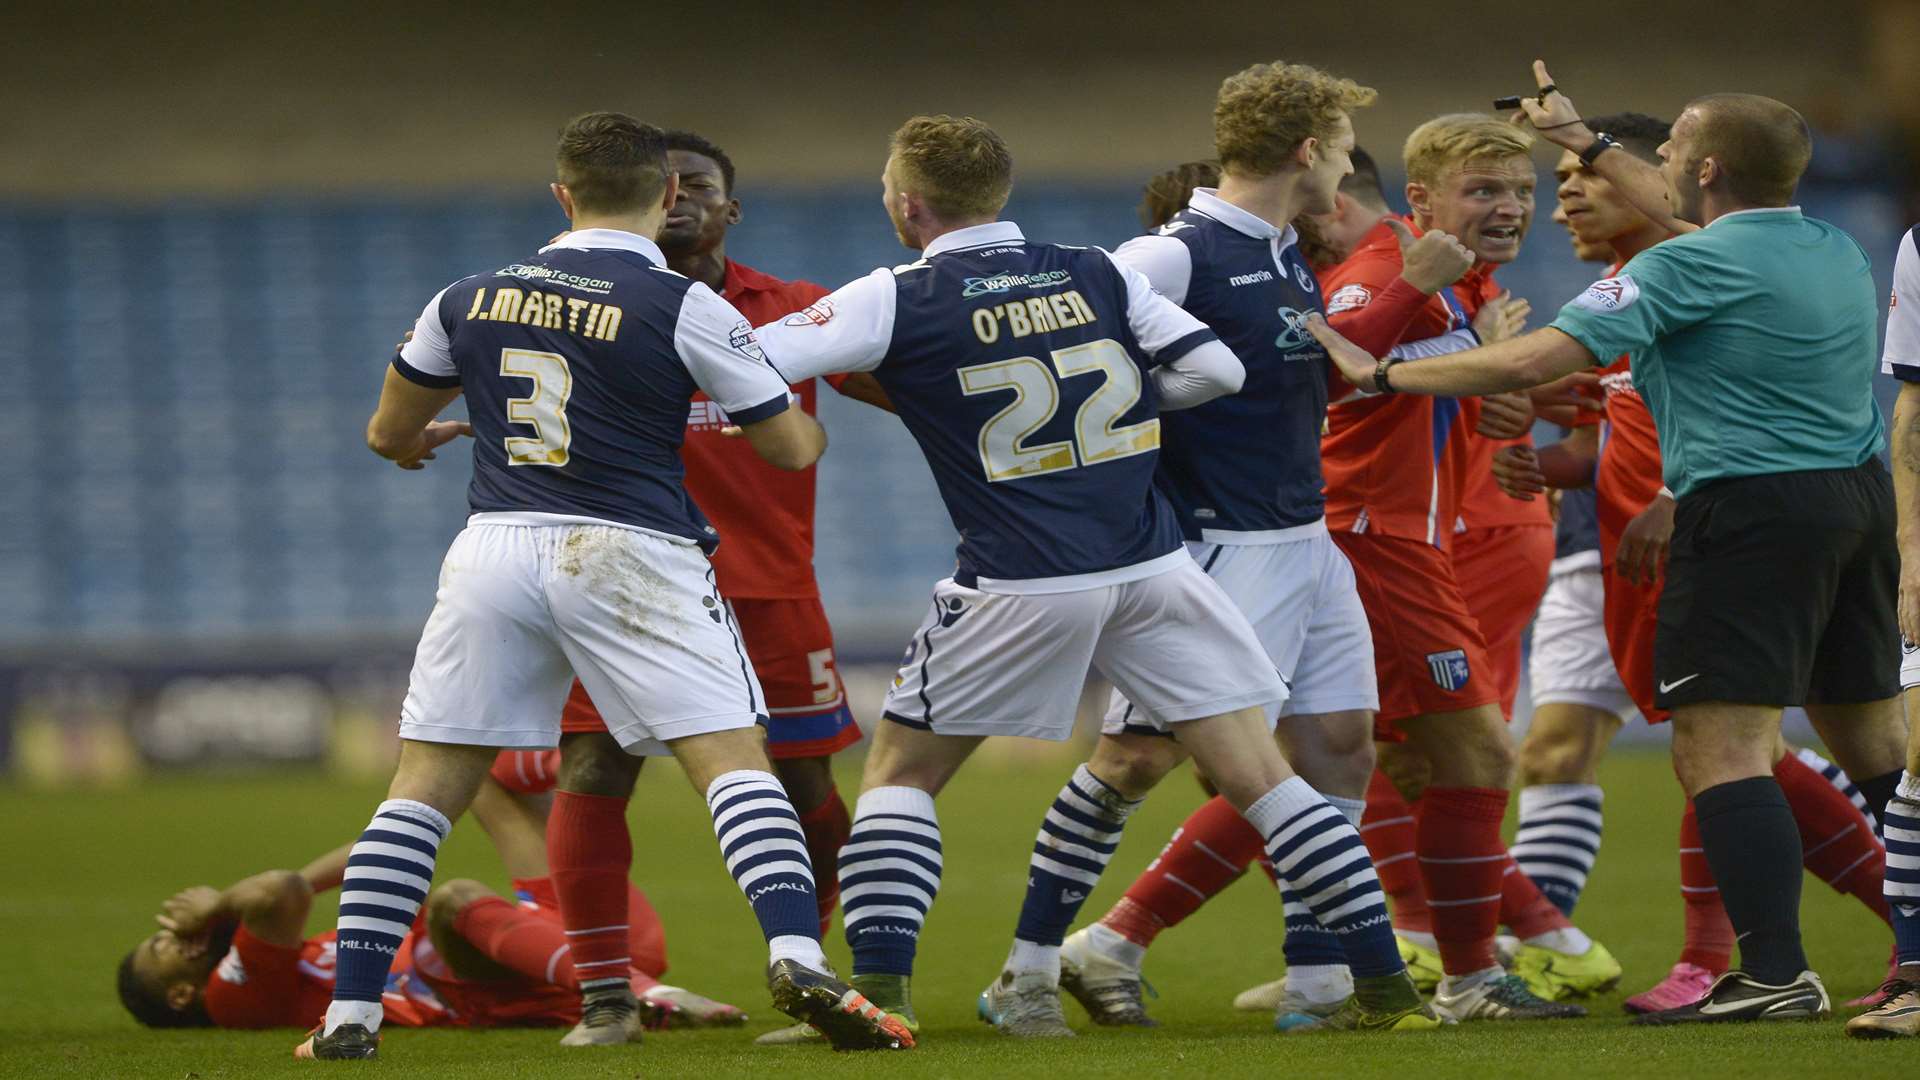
{"left": 1891, "top": 362, "right": 1920, "bottom": 384}
{"left": 727, "top": 392, "right": 792, "bottom": 426}
{"left": 1156, "top": 328, "right": 1220, "bottom": 366}
{"left": 392, "top": 353, "right": 461, "bottom": 389}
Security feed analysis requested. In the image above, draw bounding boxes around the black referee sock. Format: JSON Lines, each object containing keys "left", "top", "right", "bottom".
{"left": 1856, "top": 768, "right": 1902, "bottom": 829}
{"left": 1693, "top": 776, "right": 1808, "bottom": 985}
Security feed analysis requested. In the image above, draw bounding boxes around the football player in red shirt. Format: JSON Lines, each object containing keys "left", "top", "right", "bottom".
{"left": 1317, "top": 113, "right": 1615, "bottom": 1019}
{"left": 116, "top": 767, "right": 742, "bottom": 1034}
{"left": 1493, "top": 117, "right": 1894, "bottom": 1013}
{"left": 540, "top": 130, "right": 893, "bottom": 1045}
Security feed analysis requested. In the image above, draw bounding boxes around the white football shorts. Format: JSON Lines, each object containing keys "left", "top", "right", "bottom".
{"left": 399, "top": 522, "right": 766, "bottom": 753}
{"left": 1104, "top": 522, "right": 1377, "bottom": 735}
{"left": 880, "top": 555, "right": 1286, "bottom": 740}
{"left": 1527, "top": 552, "right": 1639, "bottom": 721}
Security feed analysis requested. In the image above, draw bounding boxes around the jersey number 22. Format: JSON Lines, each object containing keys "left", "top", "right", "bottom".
{"left": 959, "top": 338, "right": 1159, "bottom": 483}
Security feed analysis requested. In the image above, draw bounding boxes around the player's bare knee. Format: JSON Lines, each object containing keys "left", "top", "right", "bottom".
{"left": 1518, "top": 725, "right": 1595, "bottom": 785}
{"left": 558, "top": 732, "right": 643, "bottom": 797}
{"left": 1088, "top": 734, "right": 1181, "bottom": 799}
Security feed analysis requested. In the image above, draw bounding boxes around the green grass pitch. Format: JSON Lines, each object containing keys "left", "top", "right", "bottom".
{"left": 0, "top": 747, "right": 1901, "bottom": 1077}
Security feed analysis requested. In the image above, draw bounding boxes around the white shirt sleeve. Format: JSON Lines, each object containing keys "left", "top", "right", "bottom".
{"left": 753, "top": 268, "right": 899, "bottom": 382}
{"left": 1389, "top": 328, "right": 1481, "bottom": 361}
{"left": 673, "top": 283, "right": 795, "bottom": 423}
{"left": 1883, "top": 227, "right": 1920, "bottom": 376}
{"left": 1105, "top": 251, "right": 1218, "bottom": 361}
{"left": 1152, "top": 338, "right": 1245, "bottom": 410}
{"left": 1110, "top": 234, "right": 1195, "bottom": 306}
{"left": 395, "top": 287, "right": 456, "bottom": 383}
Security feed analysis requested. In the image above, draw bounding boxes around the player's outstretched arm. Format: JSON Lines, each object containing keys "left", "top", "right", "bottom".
{"left": 737, "top": 407, "right": 828, "bottom": 470}
{"left": 158, "top": 870, "right": 314, "bottom": 949}
{"left": 1307, "top": 314, "right": 1599, "bottom": 398}
{"left": 1513, "top": 61, "right": 1698, "bottom": 236}
{"left": 367, "top": 367, "right": 471, "bottom": 470}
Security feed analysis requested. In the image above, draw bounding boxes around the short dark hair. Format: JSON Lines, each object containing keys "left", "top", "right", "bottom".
{"left": 1138, "top": 160, "right": 1221, "bottom": 230}
{"left": 555, "top": 112, "right": 670, "bottom": 215}
{"left": 663, "top": 129, "right": 736, "bottom": 194}
{"left": 1585, "top": 112, "right": 1672, "bottom": 165}
{"left": 889, "top": 115, "right": 1013, "bottom": 221}
{"left": 1685, "top": 93, "right": 1812, "bottom": 206}
{"left": 1339, "top": 145, "right": 1388, "bottom": 210}
{"left": 116, "top": 950, "right": 212, "bottom": 1029}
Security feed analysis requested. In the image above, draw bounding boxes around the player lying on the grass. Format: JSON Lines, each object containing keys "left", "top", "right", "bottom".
{"left": 1495, "top": 114, "right": 1898, "bottom": 1015}
{"left": 1305, "top": 62, "right": 1909, "bottom": 1027}
{"left": 749, "top": 110, "right": 1436, "bottom": 1042}
{"left": 117, "top": 771, "right": 743, "bottom": 1032}
{"left": 1008, "top": 61, "right": 1440, "bottom": 1036}
{"left": 300, "top": 112, "right": 910, "bottom": 1060}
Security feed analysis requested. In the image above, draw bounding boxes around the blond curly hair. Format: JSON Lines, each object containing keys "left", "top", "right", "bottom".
{"left": 888, "top": 115, "right": 1013, "bottom": 221}
{"left": 1213, "top": 61, "right": 1376, "bottom": 176}
{"left": 1402, "top": 113, "right": 1535, "bottom": 187}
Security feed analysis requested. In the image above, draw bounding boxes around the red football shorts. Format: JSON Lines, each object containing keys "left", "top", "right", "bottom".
{"left": 1332, "top": 531, "right": 1498, "bottom": 737}
{"left": 1601, "top": 564, "right": 1669, "bottom": 723}
{"left": 1451, "top": 524, "right": 1555, "bottom": 721}
{"left": 557, "top": 596, "right": 860, "bottom": 760}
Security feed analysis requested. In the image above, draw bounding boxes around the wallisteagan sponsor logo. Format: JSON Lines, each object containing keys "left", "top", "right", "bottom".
{"left": 495, "top": 264, "right": 617, "bottom": 295}
{"left": 961, "top": 270, "right": 1072, "bottom": 298}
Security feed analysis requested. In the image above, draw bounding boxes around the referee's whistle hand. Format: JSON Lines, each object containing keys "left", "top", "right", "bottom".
{"left": 1513, "top": 60, "right": 1595, "bottom": 153}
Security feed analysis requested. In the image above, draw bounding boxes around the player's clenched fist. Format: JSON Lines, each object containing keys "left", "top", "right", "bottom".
{"left": 1386, "top": 217, "right": 1474, "bottom": 295}
{"left": 1473, "top": 291, "right": 1531, "bottom": 344}
{"left": 1491, "top": 445, "right": 1547, "bottom": 501}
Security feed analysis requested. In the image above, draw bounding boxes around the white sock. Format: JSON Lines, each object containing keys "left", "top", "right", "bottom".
{"left": 1006, "top": 938, "right": 1061, "bottom": 981}
{"left": 1438, "top": 965, "right": 1506, "bottom": 994}
{"left": 1399, "top": 929, "right": 1439, "bottom": 950}
{"left": 1284, "top": 963, "right": 1354, "bottom": 1005}
{"left": 768, "top": 934, "right": 829, "bottom": 971}
{"left": 1324, "top": 793, "right": 1366, "bottom": 829}
{"left": 1523, "top": 926, "right": 1593, "bottom": 955}
{"left": 322, "top": 999, "right": 383, "bottom": 1036}
{"left": 1087, "top": 923, "right": 1146, "bottom": 970}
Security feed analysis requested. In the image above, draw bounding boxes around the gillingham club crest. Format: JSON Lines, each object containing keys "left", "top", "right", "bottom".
{"left": 1426, "top": 649, "right": 1471, "bottom": 692}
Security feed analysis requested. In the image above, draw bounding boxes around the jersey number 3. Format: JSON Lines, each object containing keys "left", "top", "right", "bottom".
{"left": 959, "top": 338, "right": 1159, "bottom": 483}
{"left": 501, "top": 348, "right": 573, "bottom": 467}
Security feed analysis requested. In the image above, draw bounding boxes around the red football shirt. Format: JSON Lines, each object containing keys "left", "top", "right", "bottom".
{"left": 203, "top": 928, "right": 443, "bottom": 1030}
{"left": 1594, "top": 353, "right": 1664, "bottom": 561}
{"left": 682, "top": 260, "right": 848, "bottom": 599}
{"left": 1319, "top": 217, "right": 1508, "bottom": 548}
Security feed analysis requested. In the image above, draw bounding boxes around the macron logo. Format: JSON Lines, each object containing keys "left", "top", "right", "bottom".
{"left": 1228, "top": 270, "right": 1275, "bottom": 287}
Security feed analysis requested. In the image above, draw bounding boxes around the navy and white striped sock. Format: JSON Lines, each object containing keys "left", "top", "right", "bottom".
{"left": 1009, "top": 765, "right": 1142, "bottom": 975}
{"left": 1794, "top": 746, "right": 1871, "bottom": 818}
{"left": 1244, "top": 778, "right": 1399, "bottom": 978}
{"left": 1884, "top": 771, "right": 1920, "bottom": 966}
{"left": 840, "top": 786, "right": 942, "bottom": 977}
{"left": 705, "top": 770, "right": 824, "bottom": 969}
{"left": 1281, "top": 794, "right": 1363, "bottom": 988}
{"left": 325, "top": 798, "right": 450, "bottom": 1035}
{"left": 1512, "top": 783, "right": 1604, "bottom": 915}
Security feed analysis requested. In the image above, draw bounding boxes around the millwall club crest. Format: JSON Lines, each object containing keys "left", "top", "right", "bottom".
{"left": 1427, "top": 649, "right": 1470, "bottom": 692}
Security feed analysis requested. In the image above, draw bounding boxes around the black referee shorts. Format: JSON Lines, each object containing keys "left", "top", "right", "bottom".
{"left": 1653, "top": 459, "right": 1899, "bottom": 710}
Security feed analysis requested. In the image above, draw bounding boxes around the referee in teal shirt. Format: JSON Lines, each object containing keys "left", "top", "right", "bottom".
{"left": 1307, "top": 61, "right": 1909, "bottom": 1027}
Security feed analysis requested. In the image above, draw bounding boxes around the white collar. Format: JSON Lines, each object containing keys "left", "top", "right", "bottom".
{"left": 923, "top": 220, "right": 1026, "bottom": 259}
{"left": 540, "top": 227, "right": 667, "bottom": 264}
{"left": 1705, "top": 205, "right": 1802, "bottom": 228}
{"left": 1187, "top": 188, "right": 1297, "bottom": 246}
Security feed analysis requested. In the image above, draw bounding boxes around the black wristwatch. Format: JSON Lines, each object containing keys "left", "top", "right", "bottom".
{"left": 1579, "top": 132, "right": 1621, "bottom": 168}
{"left": 1373, "top": 356, "right": 1400, "bottom": 395}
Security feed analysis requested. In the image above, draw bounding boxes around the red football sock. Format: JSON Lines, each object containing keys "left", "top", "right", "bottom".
{"left": 1677, "top": 800, "right": 1735, "bottom": 972}
{"left": 454, "top": 896, "right": 577, "bottom": 988}
{"left": 1775, "top": 752, "right": 1891, "bottom": 924}
{"left": 1500, "top": 853, "right": 1573, "bottom": 938}
{"left": 798, "top": 787, "right": 854, "bottom": 938}
{"left": 548, "top": 790, "right": 634, "bottom": 990}
{"left": 1363, "top": 770, "right": 1431, "bottom": 934}
{"left": 1417, "top": 786, "right": 1510, "bottom": 975}
{"left": 1106, "top": 795, "right": 1263, "bottom": 944}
